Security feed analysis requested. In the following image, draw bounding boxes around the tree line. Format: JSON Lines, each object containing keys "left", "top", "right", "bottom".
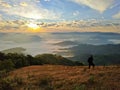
{"left": 0, "top": 52, "right": 83, "bottom": 72}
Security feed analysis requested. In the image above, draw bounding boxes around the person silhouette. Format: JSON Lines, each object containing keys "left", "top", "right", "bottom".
{"left": 87, "top": 55, "right": 95, "bottom": 69}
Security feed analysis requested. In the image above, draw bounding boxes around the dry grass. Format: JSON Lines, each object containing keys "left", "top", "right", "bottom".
{"left": 5, "top": 65, "right": 120, "bottom": 90}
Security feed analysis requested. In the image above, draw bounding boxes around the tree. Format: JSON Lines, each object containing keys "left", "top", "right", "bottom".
{"left": 0, "top": 60, "right": 14, "bottom": 71}
{"left": 0, "top": 52, "right": 5, "bottom": 60}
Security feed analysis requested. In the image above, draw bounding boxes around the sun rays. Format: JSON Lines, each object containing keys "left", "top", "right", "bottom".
{"left": 26, "top": 22, "right": 45, "bottom": 33}
{"left": 27, "top": 23, "right": 39, "bottom": 29}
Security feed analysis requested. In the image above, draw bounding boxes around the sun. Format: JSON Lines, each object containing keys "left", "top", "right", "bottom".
{"left": 26, "top": 22, "right": 45, "bottom": 32}
{"left": 27, "top": 23, "right": 39, "bottom": 29}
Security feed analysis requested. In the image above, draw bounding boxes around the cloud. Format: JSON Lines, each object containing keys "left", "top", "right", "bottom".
{"left": 44, "top": 0, "right": 51, "bottom": 2}
{"left": 0, "top": 18, "right": 120, "bottom": 33}
{"left": 0, "top": 0, "right": 62, "bottom": 20}
{"left": 0, "top": 1, "right": 12, "bottom": 8}
{"left": 32, "top": 19, "right": 120, "bottom": 32}
{"left": 109, "top": 39, "right": 120, "bottom": 44}
{"left": 20, "top": 2, "right": 28, "bottom": 7}
{"left": 0, "top": 14, "right": 3, "bottom": 21}
{"left": 42, "top": 19, "right": 120, "bottom": 28}
{"left": 113, "top": 12, "right": 120, "bottom": 19}
{"left": 70, "top": 0, "right": 114, "bottom": 13}
{"left": 0, "top": 20, "right": 27, "bottom": 31}
{"left": 0, "top": 33, "right": 41, "bottom": 43}
{"left": 73, "top": 11, "right": 80, "bottom": 16}
{"left": 35, "top": 19, "right": 120, "bottom": 33}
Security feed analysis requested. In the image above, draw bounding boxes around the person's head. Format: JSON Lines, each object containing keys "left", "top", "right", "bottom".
{"left": 90, "top": 55, "right": 93, "bottom": 57}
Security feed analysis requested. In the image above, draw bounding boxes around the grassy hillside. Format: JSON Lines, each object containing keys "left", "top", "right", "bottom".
{"left": 0, "top": 52, "right": 83, "bottom": 71}
{"left": 35, "top": 54, "right": 76, "bottom": 65}
{"left": 0, "top": 65, "right": 119, "bottom": 90}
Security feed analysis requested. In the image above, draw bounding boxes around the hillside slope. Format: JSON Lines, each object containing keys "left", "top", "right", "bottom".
{"left": 55, "top": 44, "right": 120, "bottom": 65}
{"left": 1, "top": 65, "right": 119, "bottom": 90}
{"left": 1, "top": 47, "right": 26, "bottom": 54}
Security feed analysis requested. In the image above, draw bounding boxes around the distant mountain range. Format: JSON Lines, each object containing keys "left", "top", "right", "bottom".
{"left": 51, "top": 32, "right": 120, "bottom": 45}
{"left": 1, "top": 47, "right": 26, "bottom": 54}
{"left": 1, "top": 42, "right": 120, "bottom": 65}
{"left": 68, "top": 44, "right": 120, "bottom": 55}
{"left": 53, "top": 41, "right": 78, "bottom": 46}
{"left": 54, "top": 42, "right": 120, "bottom": 65}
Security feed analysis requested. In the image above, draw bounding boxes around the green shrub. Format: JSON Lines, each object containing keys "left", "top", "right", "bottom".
{"left": 0, "top": 70, "right": 8, "bottom": 79}
{"left": 0, "top": 76, "right": 24, "bottom": 90}
{"left": 0, "top": 60, "right": 14, "bottom": 71}
{"left": 38, "top": 76, "right": 53, "bottom": 90}
{"left": 14, "top": 76, "right": 24, "bottom": 85}
{"left": 88, "top": 75, "right": 95, "bottom": 84}
{"left": 0, "top": 77, "right": 14, "bottom": 90}
{"left": 39, "top": 77, "right": 51, "bottom": 87}
{"left": 74, "top": 84, "right": 86, "bottom": 90}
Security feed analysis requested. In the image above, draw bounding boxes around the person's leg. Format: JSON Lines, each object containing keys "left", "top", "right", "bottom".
{"left": 92, "top": 63, "right": 95, "bottom": 69}
{"left": 89, "top": 63, "right": 91, "bottom": 69}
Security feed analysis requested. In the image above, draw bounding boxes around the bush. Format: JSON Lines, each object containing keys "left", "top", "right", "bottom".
{"left": 0, "top": 76, "right": 24, "bottom": 90}
{"left": 0, "top": 60, "right": 14, "bottom": 71}
{"left": 88, "top": 75, "right": 95, "bottom": 84}
{"left": 0, "top": 77, "right": 14, "bottom": 90}
{"left": 38, "top": 76, "right": 53, "bottom": 90}
{"left": 74, "top": 84, "right": 86, "bottom": 90}
{"left": 0, "top": 70, "right": 8, "bottom": 79}
{"left": 39, "top": 77, "right": 52, "bottom": 87}
{"left": 74, "top": 61, "right": 84, "bottom": 66}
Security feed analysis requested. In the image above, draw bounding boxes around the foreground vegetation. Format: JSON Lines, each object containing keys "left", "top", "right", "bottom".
{"left": 0, "top": 65, "right": 120, "bottom": 90}
{"left": 0, "top": 52, "right": 83, "bottom": 72}
{"left": 0, "top": 52, "right": 119, "bottom": 90}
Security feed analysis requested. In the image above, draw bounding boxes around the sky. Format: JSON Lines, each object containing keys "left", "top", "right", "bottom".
{"left": 0, "top": 0, "right": 120, "bottom": 33}
{"left": 0, "top": 0, "right": 120, "bottom": 55}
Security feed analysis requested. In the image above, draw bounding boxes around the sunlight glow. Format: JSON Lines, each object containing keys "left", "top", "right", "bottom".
{"left": 26, "top": 22, "right": 46, "bottom": 33}
{"left": 27, "top": 23, "right": 39, "bottom": 29}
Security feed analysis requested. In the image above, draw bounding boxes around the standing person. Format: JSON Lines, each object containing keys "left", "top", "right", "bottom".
{"left": 88, "top": 55, "right": 95, "bottom": 69}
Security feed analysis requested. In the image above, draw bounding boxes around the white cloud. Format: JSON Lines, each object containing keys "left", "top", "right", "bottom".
{"left": 73, "top": 11, "right": 80, "bottom": 16}
{"left": 40, "top": 19, "right": 120, "bottom": 29}
{"left": 0, "top": 0, "right": 62, "bottom": 20}
{"left": 0, "top": 20, "right": 27, "bottom": 31}
{"left": 0, "top": 1, "right": 12, "bottom": 8}
{"left": 44, "top": 0, "right": 51, "bottom": 2}
{"left": 0, "top": 14, "right": 3, "bottom": 21}
{"left": 20, "top": 2, "right": 28, "bottom": 7}
{"left": 113, "top": 12, "right": 120, "bottom": 19}
{"left": 109, "top": 39, "right": 120, "bottom": 44}
{"left": 70, "top": 0, "right": 115, "bottom": 13}
{"left": 0, "top": 33, "right": 41, "bottom": 43}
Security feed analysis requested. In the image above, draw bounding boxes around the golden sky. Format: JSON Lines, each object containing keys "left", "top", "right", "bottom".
{"left": 0, "top": 0, "right": 120, "bottom": 33}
